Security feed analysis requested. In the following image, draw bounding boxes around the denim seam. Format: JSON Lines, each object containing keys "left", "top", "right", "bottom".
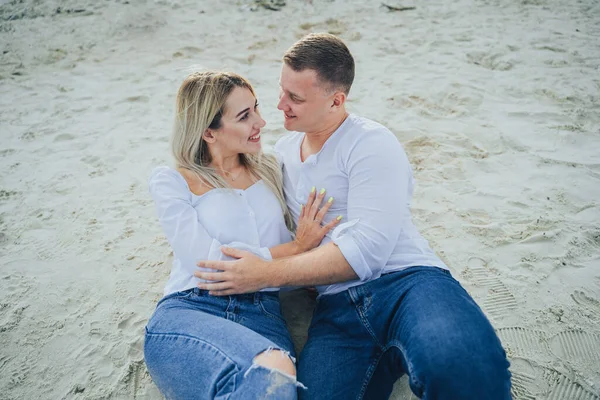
{"left": 357, "top": 352, "right": 384, "bottom": 400}
{"left": 348, "top": 290, "right": 383, "bottom": 349}
{"left": 387, "top": 340, "right": 424, "bottom": 398}
{"left": 257, "top": 301, "right": 287, "bottom": 324}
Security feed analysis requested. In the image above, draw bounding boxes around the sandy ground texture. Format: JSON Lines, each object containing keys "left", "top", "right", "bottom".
{"left": 1, "top": 0, "right": 599, "bottom": 398}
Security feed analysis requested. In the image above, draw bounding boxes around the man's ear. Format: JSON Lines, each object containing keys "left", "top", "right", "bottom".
{"left": 331, "top": 91, "right": 346, "bottom": 109}
{"left": 203, "top": 129, "right": 217, "bottom": 144}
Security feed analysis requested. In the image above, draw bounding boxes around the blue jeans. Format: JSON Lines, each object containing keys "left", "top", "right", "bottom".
{"left": 144, "top": 288, "right": 301, "bottom": 399}
{"left": 298, "top": 267, "right": 511, "bottom": 400}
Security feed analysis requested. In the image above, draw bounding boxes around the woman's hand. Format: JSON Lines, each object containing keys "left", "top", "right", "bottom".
{"left": 294, "top": 188, "right": 341, "bottom": 253}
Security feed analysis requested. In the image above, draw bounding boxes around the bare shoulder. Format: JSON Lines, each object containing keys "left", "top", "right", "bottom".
{"left": 176, "top": 168, "right": 211, "bottom": 196}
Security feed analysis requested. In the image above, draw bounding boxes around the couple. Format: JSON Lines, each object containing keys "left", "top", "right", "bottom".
{"left": 144, "top": 33, "right": 512, "bottom": 400}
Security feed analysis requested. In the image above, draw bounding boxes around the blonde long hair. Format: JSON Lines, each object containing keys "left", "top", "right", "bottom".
{"left": 171, "top": 71, "right": 293, "bottom": 230}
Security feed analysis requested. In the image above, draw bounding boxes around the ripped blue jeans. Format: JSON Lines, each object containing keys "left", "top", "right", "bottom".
{"left": 144, "top": 289, "right": 302, "bottom": 399}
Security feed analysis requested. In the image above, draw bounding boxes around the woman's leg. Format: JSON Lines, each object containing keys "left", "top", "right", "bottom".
{"left": 144, "top": 290, "right": 300, "bottom": 400}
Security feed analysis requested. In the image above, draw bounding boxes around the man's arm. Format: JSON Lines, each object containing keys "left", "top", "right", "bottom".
{"left": 195, "top": 127, "right": 410, "bottom": 295}
{"left": 195, "top": 242, "right": 357, "bottom": 295}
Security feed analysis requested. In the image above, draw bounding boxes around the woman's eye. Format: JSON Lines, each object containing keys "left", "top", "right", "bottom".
{"left": 240, "top": 113, "right": 249, "bottom": 121}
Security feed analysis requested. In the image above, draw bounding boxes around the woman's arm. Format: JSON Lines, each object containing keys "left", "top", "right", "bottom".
{"left": 151, "top": 167, "right": 337, "bottom": 267}
{"left": 149, "top": 167, "right": 228, "bottom": 274}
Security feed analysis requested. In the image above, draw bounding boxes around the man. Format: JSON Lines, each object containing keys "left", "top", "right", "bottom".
{"left": 195, "top": 33, "right": 511, "bottom": 399}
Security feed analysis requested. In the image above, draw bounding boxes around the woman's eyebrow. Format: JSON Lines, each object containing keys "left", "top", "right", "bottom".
{"left": 235, "top": 107, "right": 250, "bottom": 118}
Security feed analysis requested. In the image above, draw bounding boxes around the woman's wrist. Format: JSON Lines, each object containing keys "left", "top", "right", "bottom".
{"left": 292, "top": 238, "right": 309, "bottom": 255}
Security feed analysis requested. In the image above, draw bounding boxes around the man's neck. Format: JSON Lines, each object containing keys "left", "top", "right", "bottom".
{"left": 303, "top": 112, "right": 349, "bottom": 158}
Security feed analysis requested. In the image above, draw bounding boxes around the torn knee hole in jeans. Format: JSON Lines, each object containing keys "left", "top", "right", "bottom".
{"left": 245, "top": 347, "right": 307, "bottom": 389}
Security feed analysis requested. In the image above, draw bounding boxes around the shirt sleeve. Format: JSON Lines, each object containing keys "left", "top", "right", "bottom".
{"left": 331, "top": 130, "right": 411, "bottom": 281}
{"left": 148, "top": 167, "right": 272, "bottom": 277}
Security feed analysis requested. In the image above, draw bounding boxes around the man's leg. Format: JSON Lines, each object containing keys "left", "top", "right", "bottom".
{"left": 359, "top": 267, "right": 511, "bottom": 400}
{"left": 297, "top": 290, "right": 380, "bottom": 400}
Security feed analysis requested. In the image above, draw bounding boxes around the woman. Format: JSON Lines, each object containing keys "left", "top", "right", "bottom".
{"left": 144, "top": 71, "right": 338, "bottom": 399}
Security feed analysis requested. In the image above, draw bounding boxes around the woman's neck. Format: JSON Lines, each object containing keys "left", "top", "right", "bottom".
{"left": 209, "top": 152, "right": 242, "bottom": 173}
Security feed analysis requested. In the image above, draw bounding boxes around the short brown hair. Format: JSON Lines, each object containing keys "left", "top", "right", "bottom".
{"left": 283, "top": 33, "right": 355, "bottom": 95}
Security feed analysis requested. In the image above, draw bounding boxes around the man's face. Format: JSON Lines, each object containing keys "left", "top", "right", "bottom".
{"left": 277, "top": 63, "right": 332, "bottom": 133}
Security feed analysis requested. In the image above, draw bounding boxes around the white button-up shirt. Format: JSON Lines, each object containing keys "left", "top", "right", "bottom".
{"left": 275, "top": 114, "right": 448, "bottom": 296}
{"left": 149, "top": 167, "right": 291, "bottom": 296}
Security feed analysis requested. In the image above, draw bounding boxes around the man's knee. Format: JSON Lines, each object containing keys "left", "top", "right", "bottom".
{"left": 412, "top": 334, "right": 511, "bottom": 399}
{"left": 253, "top": 349, "right": 296, "bottom": 377}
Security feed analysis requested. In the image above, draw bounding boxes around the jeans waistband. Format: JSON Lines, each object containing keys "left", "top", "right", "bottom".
{"left": 180, "top": 287, "right": 280, "bottom": 301}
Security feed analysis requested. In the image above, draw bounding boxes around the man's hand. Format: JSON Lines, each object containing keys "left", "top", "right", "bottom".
{"left": 194, "top": 247, "right": 272, "bottom": 296}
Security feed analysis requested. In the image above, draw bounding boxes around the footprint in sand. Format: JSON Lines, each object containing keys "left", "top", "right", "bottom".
{"left": 0, "top": 189, "right": 19, "bottom": 200}
{"left": 54, "top": 133, "right": 75, "bottom": 142}
{"left": 571, "top": 290, "right": 600, "bottom": 320}
{"left": 496, "top": 327, "right": 553, "bottom": 361}
{"left": 0, "top": 354, "right": 14, "bottom": 375}
{"left": 483, "top": 282, "right": 518, "bottom": 319}
{"left": 463, "top": 257, "right": 518, "bottom": 319}
{"left": 172, "top": 46, "right": 203, "bottom": 58}
{"left": 0, "top": 149, "right": 16, "bottom": 157}
{"left": 6, "top": 357, "right": 32, "bottom": 390}
{"left": 466, "top": 49, "right": 515, "bottom": 71}
{"left": 20, "top": 210, "right": 85, "bottom": 261}
{"left": 118, "top": 359, "right": 149, "bottom": 399}
{"left": 395, "top": 85, "right": 484, "bottom": 120}
{"left": 510, "top": 359, "right": 600, "bottom": 400}
{"left": 549, "top": 330, "right": 600, "bottom": 363}
{"left": 0, "top": 303, "right": 30, "bottom": 333}
{"left": 542, "top": 368, "right": 600, "bottom": 400}
{"left": 117, "top": 313, "right": 146, "bottom": 332}
{"left": 510, "top": 359, "right": 543, "bottom": 400}
{"left": 511, "top": 371, "right": 538, "bottom": 400}
{"left": 123, "top": 95, "right": 149, "bottom": 103}
{"left": 297, "top": 18, "right": 348, "bottom": 39}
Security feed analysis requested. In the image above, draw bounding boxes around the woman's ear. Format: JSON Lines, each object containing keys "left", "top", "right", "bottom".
{"left": 203, "top": 129, "right": 217, "bottom": 144}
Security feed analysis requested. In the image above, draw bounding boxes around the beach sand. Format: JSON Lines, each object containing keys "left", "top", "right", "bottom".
{"left": 1, "top": 0, "right": 599, "bottom": 398}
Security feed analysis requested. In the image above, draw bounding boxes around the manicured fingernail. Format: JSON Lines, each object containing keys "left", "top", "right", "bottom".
{"left": 300, "top": 204, "right": 303, "bottom": 211}
{"left": 311, "top": 186, "right": 316, "bottom": 193}
{"left": 320, "top": 188, "right": 326, "bottom": 195}
{"left": 337, "top": 215, "right": 343, "bottom": 221}
{"left": 328, "top": 197, "right": 334, "bottom": 203}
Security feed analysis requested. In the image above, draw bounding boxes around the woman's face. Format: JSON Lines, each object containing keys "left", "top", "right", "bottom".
{"left": 208, "top": 86, "right": 266, "bottom": 155}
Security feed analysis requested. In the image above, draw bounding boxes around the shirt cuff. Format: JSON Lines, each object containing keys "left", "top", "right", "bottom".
{"left": 332, "top": 233, "right": 373, "bottom": 282}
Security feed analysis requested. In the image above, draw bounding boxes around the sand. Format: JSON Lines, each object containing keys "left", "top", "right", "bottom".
{"left": 1, "top": 0, "right": 599, "bottom": 398}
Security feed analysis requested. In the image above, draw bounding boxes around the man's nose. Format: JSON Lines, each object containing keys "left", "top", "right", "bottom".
{"left": 277, "top": 95, "right": 287, "bottom": 111}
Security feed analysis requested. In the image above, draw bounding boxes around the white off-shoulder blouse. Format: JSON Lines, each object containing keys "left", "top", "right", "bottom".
{"left": 149, "top": 166, "right": 291, "bottom": 296}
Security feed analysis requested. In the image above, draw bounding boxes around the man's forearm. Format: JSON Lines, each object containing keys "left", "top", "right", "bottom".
{"left": 270, "top": 242, "right": 358, "bottom": 287}
{"left": 269, "top": 241, "right": 302, "bottom": 259}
